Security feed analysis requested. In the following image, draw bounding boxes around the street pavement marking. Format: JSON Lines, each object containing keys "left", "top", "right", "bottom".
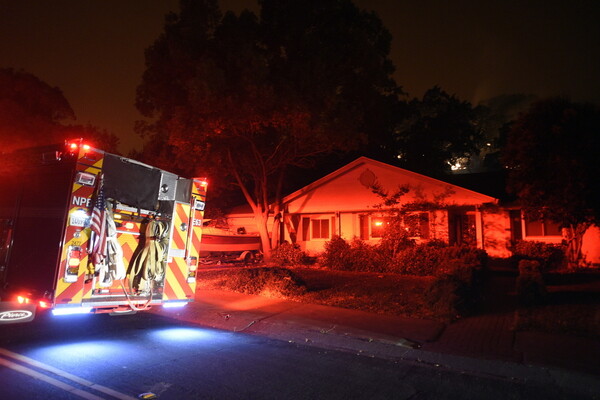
{"left": 0, "top": 357, "right": 104, "bottom": 400}
{"left": 0, "top": 348, "right": 137, "bottom": 400}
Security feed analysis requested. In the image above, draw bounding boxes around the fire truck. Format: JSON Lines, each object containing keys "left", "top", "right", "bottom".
{"left": 0, "top": 140, "right": 207, "bottom": 324}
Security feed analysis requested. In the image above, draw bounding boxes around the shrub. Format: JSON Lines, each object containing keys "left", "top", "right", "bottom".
{"left": 425, "top": 260, "right": 478, "bottom": 320}
{"left": 439, "top": 246, "right": 488, "bottom": 270}
{"left": 321, "top": 236, "right": 351, "bottom": 270}
{"left": 516, "top": 260, "right": 547, "bottom": 305}
{"left": 322, "top": 235, "right": 488, "bottom": 278}
{"left": 271, "top": 242, "right": 309, "bottom": 266}
{"left": 378, "top": 221, "right": 414, "bottom": 258}
{"left": 388, "top": 244, "right": 442, "bottom": 275}
{"left": 224, "top": 267, "right": 307, "bottom": 298}
{"left": 321, "top": 236, "right": 383, "bottom": 272}
{"left": 513, "top": 240, "right": 566, "bottom": 272}
{"left": 386, "top": 244, "right": 487, "bottom": 276}
{"left": 347, "top": 239, "right": 383, "bottom": 272}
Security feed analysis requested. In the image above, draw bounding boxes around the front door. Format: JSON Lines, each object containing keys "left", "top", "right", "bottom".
{"left": 449, "top": 209, "right": 477, "bottom": 247}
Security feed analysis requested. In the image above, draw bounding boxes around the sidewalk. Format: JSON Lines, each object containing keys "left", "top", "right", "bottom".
{"left": 154, "top": 288, "right": 600, "bottom": 398}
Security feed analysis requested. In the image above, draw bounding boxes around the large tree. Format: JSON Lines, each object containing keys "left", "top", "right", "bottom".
{"left": 0, "top": 68, "right": 75, "bottom": 152}
{"left": 391, "top": 86, "right": 484, "bottom": 177}
{"left": 503, "top": 97, "right": 600, "bottom": 268}
{"left": 0, "top": 68, "right": 120, "bottom": 154}
{"left": 136, "top": 0, "right": 400, "bottom": 258}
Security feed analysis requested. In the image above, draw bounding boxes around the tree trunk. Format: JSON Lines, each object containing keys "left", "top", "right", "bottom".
{"left": 270, "top": 215, "right": 281, "bottom": 250}
{"left": 270, "top": 169, "right": 285, "bottom": 251}
{"left": 255, "top": 210, "right": 272, "bottom": 261}
{"left": 226, "top": 150, "right": 274, "bottom": 261}
{"left": 563, "top": 223, "right": 590, "bottom": 269}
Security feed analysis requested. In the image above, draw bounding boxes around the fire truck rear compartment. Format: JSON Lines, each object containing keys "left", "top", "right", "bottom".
{"left": 1, "top": 145, "right": 201, "bottom": 318}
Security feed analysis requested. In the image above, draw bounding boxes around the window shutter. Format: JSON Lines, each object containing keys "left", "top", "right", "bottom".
{"left": 302, "top": 217, "right": 310, "bottom": 241}
{"left": 331, "top": 216, "right": 336, "bottom": 238}
{"left": 359, "top": 215, "right": 368, "bottom": 240}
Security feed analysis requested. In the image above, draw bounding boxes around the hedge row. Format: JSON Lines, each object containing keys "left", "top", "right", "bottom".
{"left": 319, "top": 236, "right": 487, "bottom": 276}
{"left": 512, "top": 240, "right": 566, "bottom": 272}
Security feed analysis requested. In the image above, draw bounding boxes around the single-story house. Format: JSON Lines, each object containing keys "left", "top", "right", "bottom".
{"left": 223, "top": 157, "right": 600, "bottom": 265}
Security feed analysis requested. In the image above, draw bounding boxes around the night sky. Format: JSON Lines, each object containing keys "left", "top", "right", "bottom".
{"left": 1, "top": 0, "right": 599, "bottom": 153}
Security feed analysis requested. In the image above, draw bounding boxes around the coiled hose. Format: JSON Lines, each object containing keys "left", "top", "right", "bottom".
{"left": 127, "top": 220, "right": 169, "bottom": 294}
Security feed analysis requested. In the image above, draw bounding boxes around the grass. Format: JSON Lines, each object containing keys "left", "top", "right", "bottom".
{"left": 514, "top": 304, "right": 600, "bottom": 337}
{"left": 197, "top": 265, "right": 436, "bottom": 319}
{"left": 513, "top": 271, "right": 600, "bottom": 337}
{"left": 196, "top": 264, "right": 600, "bottom": 337}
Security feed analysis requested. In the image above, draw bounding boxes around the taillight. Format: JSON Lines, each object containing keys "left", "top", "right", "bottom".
{"left": 65, "top": 245, "right": 82, "bottom": 283}
{"left": 39, "top": 300, "right": 51, "bottom": 309}
{"left": 187, "top": 256, "right": 198, "bottom": 283}
{"left": 68, "top": 257, "right": 80, "bottom": 267}
{"left": 17, "top": 295, "right": 30, "bottom": 304}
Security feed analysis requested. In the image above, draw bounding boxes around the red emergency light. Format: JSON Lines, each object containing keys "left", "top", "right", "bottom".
{"left": 66, "top": 140, "right": 92, "bottom": 154}
{"left": 38, "top": 300, "right": 51, "bottom": 309}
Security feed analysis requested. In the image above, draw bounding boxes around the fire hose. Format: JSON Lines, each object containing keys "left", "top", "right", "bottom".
{"left": 127, "top": 219, "right": 169, "bottom": 295}
{"left": 97, "top": 202, "right": 126, "bottom": 287}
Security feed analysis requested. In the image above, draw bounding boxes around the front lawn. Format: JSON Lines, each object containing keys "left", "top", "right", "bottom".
{"left": 196, "top": 264, "right": 600, "bottom": 337}
{"left": 197, "top": 265, "right": 436, "bottom": 318}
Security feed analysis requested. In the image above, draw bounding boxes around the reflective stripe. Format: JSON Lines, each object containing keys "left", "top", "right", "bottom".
{"left": 55, "top": 154, "right": 103, "bottom": 305}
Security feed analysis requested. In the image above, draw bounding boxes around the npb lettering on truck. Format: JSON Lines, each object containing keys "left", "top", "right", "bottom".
{"left": 0, "top": 139, "right": 207, "bottom": 324}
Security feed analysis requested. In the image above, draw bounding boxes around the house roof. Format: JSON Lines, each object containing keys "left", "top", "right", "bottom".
{"left": 282, "top": 156, "right": 499, "bottom": 206}
{"left": 224, "top": 157, "right": 505, "bottom": 217}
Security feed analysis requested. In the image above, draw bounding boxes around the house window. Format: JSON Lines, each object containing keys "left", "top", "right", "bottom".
{"left": 524, "top": 217, "right": 561, "bottom": 237}
{"left": 404, "top": 212, "right": 430, "bottom": 239}
{"left": 311, "top": 218, "right": 330, "bottom": 239}
{"left": 367, "top": 213, "right": 430, "bottom": 239}
{"left": 370, "top": 217, "right": 389, "bottom": 238}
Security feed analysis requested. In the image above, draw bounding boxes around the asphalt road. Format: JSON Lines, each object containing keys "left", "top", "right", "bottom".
{"left": 0, "top": 311, "right": 592, "bottom": 399}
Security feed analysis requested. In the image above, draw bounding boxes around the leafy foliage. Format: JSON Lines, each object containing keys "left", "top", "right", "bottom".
{"left": 425, "top": 260, "right": 479, "bottom": 320}
{"left": 0, "top": 68, "right": 75, "bottom": 151}
{"left": 0, "top": 68, "right": 120, "bottom": 154}
{"left": 321, "top": 235, "right": 352, "bottom": 270}
{"left": 215, "top": 267, "right": 308, "bottom": 298}
{"left": 320, "top": 235, "right": 487, "bottom": 276}
{"left": 390, "top": 243, "right": 486, "bottom": 276}
{"left": 503, "top": 97, "right": 600, "bottom": 226}
{"left": 270, "top": 242, "right": 311, "bottom": 266}
{"left": 516, "top": 260, "right": 547, "bottom": 306}
{"left": 503, "top": 97, "right": 600, "bottom": 267}
{"left": 321, "top": 237, "right": 384, "bottom": 272}
{"left": 512, "top": 240, "right": 566, "bottom": 272}
{"left": 392, "top": 86, "right": 485, "bottom": 177}
{"left": 136, "top": 0, "right": 401, "bottom": 256}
